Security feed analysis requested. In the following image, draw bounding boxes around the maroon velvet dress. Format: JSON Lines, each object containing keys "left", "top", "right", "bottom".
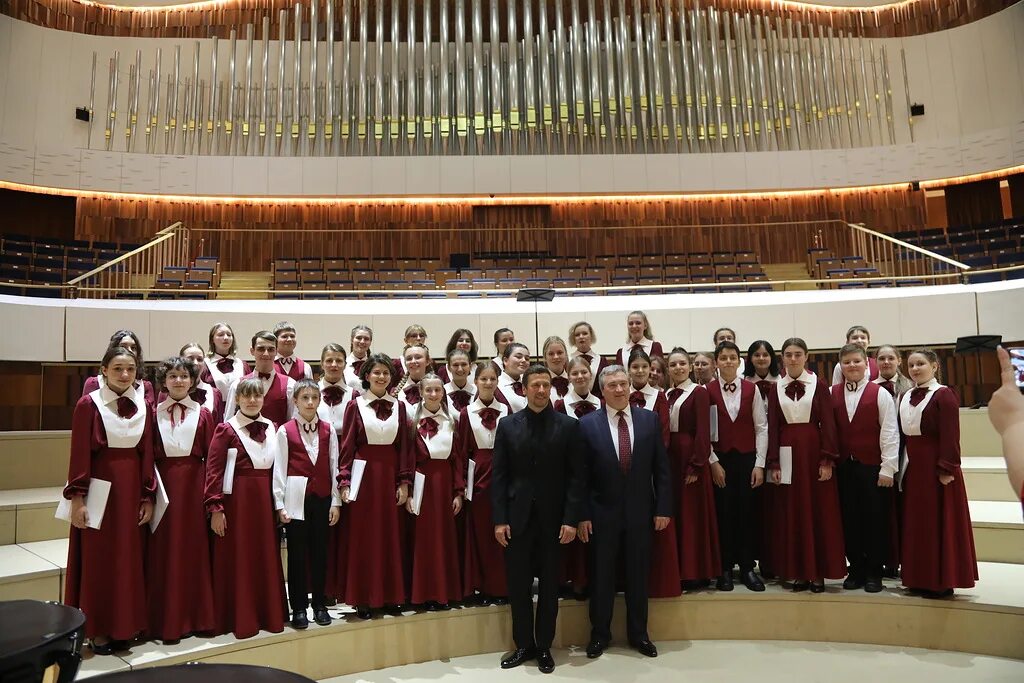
{"left": 82, "top": 375, "right": 156, "bottom": 407}
{"left": 204, "top": 416, "right": 287, "bottom": 638}
{"left": 64, "top": 387, "right": 155, "bottom": 641}
{"left": 668, "top": 383, "right": 722, "bottom": 581}
{"left": 898, "top": 385, "right": 978, "bottom": 592}
{"left": 459, "top": 400, "right": 511, "bottom": 598}
{"left": 766, "top": 374, "right": 846, "bottom": 581}
{"left": 335, "top": 395, "right": 413, "bottom": 608}
{"left": 146, "top": 399, "right": 216, "bottom": 640}
{"left": 407, "top": 412, "right": 465, "bottom": 605}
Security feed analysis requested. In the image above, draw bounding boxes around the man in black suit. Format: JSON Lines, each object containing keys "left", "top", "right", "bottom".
{"left": 577, "top": 365, "right": 672, "bottom": 659}
{"left": 491, "top": 364, "right": 586, "bottom": 674}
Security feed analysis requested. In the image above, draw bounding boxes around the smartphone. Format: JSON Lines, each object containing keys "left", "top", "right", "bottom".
{"left": 1008, "top": 348, "right": 1024, "bottom": 390}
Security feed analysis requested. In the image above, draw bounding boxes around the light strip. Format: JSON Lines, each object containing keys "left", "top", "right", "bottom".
{"left": 918, "top": 164, "right": 1024, "bottom": 190}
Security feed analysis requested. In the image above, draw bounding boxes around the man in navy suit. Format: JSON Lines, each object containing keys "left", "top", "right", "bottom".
{"left": 577, "top": 365, "right": 672, "bottom": 659}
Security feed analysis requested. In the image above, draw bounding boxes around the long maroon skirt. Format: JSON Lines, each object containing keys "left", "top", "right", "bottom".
{"left": 649, "top": 519, "right": 682, "bottom": 597}
{"left": 463, "top": 449, "right": 508, "bottom": 597}
{"left": 900, "top": 436, "right": 978, "bottom": 592}
{"left": 769, "top": 423, "right": 846, "bottom": 581}
{"left": 210, "top": 469, "right": 286, "bottom": 638}
{"left": 339, "top": 443, "right": 407, "bottom": 607}
{"left": 146, "top": 457, "right": 214, "bottom": 640}
{"left": 65, "top": 448, "right": 148, "bottom": 641}
{"left": 670, "top": 431, "right": 721, "bottom": 581}
{"left": 409, "top": 458, "right": 462, "bottom": 604}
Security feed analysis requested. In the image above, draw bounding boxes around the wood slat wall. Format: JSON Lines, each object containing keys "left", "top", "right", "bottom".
{"left": 75, "top": 185, "right": 926, "bottom": 270}
{"left": 3, "top": 0, "right": 1015, "bottom": 40}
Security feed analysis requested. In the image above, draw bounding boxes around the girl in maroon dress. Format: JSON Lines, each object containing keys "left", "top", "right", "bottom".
{"left": 204, "top": 378, "right": 287, "bottom": 638}
{"left": 459, "top": 362, "right": 510, "bottom": 604}
{"left": 627, "top": 347, "right": 677, "bottom": 597}
{"left": 318, "top": 343, "right": 355, "bottom": 432}
{"left": 497, "top": 342, "right": 531, "bottom": 413}
{"left": 405, "top": 374, "right": 465, "bottom": 610}
{"left": 65, "top": 345, "right": 155, "bottom": 654}
{"left": 344, "top": 325, "right": 373, "bottom": 390}
{"left": 204, "top": 323, "right": 250, "bottom": 402}
{"left": 337, "top": 354, "right": 414, "bottom": 619}
{"left": 743, "top": 340, "right": 781, "bottom": 401}
{"left": 437, "top": 328, "right": 479, "bottom": 385}
{"left": 82, "top": 330, "right": 157, "bottom": 406}
{"left": 615, "top": 310, "right": 664, "bottom": 365}
{"left": 898, "top": 349, "right": 978, "bottom": 598}
{"left": 766, "top": 338, "right": 845, "bottom": 593}
{"left": 553, "top": 356, "right": 601, "bottom": 599}
{"left": 666, "top": 348, "right": 721, "bottom": 590}
{"left": 395, "top": 343, "right": 431, "bottom": 409}
{"left": 490, "top": 327, "right": 516, "bottom": 375}
{"left": 649, "top": 355, "right": 669, "bottom": 391}
{"left": 147, "top": 356, "right": 215, "bottom": 643}
{"left": 569, "top": 321, "right": 608, "bottom": 400}
{"left": 443, "top": 348, "right": 477, "bottom": 414}
{"left": 543, "top": 336, "right": 571, "bottom": 403}
{"left": 177, "top": 343, "right": 225, "bottom": 422}
{"left": 692, "top": 351, "right": 716, "bottom": 386}
{"left": 393, "top": 325, "right": 428, "bottom": 388}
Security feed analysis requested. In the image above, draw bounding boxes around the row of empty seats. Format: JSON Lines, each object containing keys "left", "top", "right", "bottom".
{"left": 0, "top": 234, "right": 141, "bottom": 297}
{"left": 891, "top": 220, "right": 1024, "bottom": 283}
{"left": 153, "top": 257, "right": 222, "bottom": 298}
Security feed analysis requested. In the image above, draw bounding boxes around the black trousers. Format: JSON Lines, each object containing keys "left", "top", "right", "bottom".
{"left": 285, "top": 494, "right": 331, "bottom": 612}
{"left": 838, "top": 458, "right": 890, "bottom": 578}
{"left": 505, "top": 515, "right": 562, "bottom": 650}
{"left": 588, "top": 520, "right": 652, "bottom": 644}
{"left": 713, "top": 450, "right": 757, "bottom": 573}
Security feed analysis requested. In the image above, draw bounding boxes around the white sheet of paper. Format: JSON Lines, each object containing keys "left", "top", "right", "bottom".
{"left": 55, "top": 478, "right": 111, "bottom": 530}
{"left": 411, "top": 471, "right": 426, "bottom": 516}
{"left": 222, "top": 448, "right": 238, "bottom": 494}
{"left": 348, "top": 459, "right": 367, "bottom": 501}
{"left": 779, "top": 446, "right": 793, "bottom": 485}
{"left": 285, "top": 475, "right": 308, "bottom": 520}
{"left": 709, "top": 406, "right": 719, "bottom": 442}
{"left": 465, "top": 459, "right": 476, "bottom": 502}
{"left": 148, "top": 469, "right": 170, "bottom": 532}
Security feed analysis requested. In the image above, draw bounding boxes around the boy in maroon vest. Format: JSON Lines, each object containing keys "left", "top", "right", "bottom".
{"left": 707, "top": 342, "right": 767, "bottom": 592}
{"left": 274, "top": 321, "right": 313, "bottom": 381}
{"left": 225, "top": 331, "right": 297, "bottom": 427}
{"left": 830, "top": 344, "right": 898, "bottom": 594}
{"left": 274, "top": 379, "right": 342, "bottom": 629}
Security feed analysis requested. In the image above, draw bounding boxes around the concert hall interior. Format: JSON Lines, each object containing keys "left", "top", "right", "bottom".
{"left": 0, "top": 0, "right": 1023, "bottom": 680}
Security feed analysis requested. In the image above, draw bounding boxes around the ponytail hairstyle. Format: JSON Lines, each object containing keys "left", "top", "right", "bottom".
{"left": 320, "top": 342, "right": 347, "bottom": 363}
{"left": 349, "top": 325, "right": 373, "bottom": 354}
{"left": 394, "top": 343, "right": 432, "bottom": 396}
{"left": 493, "top": 327, "right": 515, "bottom": 353}
{"left": 627, "top": 310, "right": 654, "bottom": 341}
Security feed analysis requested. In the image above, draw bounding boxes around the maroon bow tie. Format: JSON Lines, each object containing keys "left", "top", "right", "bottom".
{"left": 785, "top": 381, "right": 805, "bottom": 402}
{"left": 351, "top": 359, "right": 366, "bottom": 376}
{"left": 879, "top": 380, "right": 896, "bottom": 396}
{"left": 846, "top": 381, "right": 859, "bottom": 392}
{"left": 667, "top": 388, "right": 682, "bottom": 404}
{"left": 629, "top": 390, "right": 647, "bottom": 409}
{"left": 511, "top": 381, "right": 524, "bottom": 397}
{"left": 755, "top": 380, "right": 773, "bottom": 399}
{"left": 580, "top": 353, "right": 593, "bottom": 363}
{"left": 258, "top": 372, "right": 271, "bottom": 380}
{"left": 216, "top": 357, "right": 234, "bottom": 374}
{"left": 450, "top": 389, "right": 472, "bottom": 411}
{"left": 166, "top": 402, "right": 186, "bottom": 426}
{"left": 478, "top": 406, "right": 500, "bottom": 430}
{"left": 322, "top": 385, "right": 344, "bottom": 406}
{"left": 573, "top": 401, "right": 597, "bottom": 418}
{"left": 403, "top": 384, "right": 421, "bottom": 404}
{"left": 369, "top": 398, "right": 393, "bottom": 422}
{"left": 302, "top": 420, "right": 319, "bottom": 434}
{"left": 909, "top": 387, "right": 930, "bottom": 407}
{"left": 116, "top": 396, "right": 138, "bottom": 419}
{"left": 418, "top": 417, "right": 439, "bottom": 439}
{"left": 551, "top": 376, "right": 570, "bottom": 396}
{"left": 245, "top": 420, "right": 268, "bottom": 443}
{"left": 723, "top": 382, "right": 737, "bottom": 393}
{"left": 189, "top": 387, "right": 207, "bottom": 405}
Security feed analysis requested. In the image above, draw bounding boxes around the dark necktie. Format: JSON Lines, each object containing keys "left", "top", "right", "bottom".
{"left": 245, "top": 421, "right": 268, "bottom": 443}
{"left": 573, "top": 400, "right": 597, "bottom": 418}
{"left": 116, "top": 396, "right": 138, "bottom": 419}
{"left": 166, "top": 401, "right": 186, "bottom": 427}
{"left": 190, "top": 386, "right": 207, "bottom": 405}
{"left": 418, "top": 417, "right": 438, "bottom": 439}
{"left": 846, "top": 381, "right": 858, "bottom": 392}
{"left": 478, "top": 407, "right": 500, "bottom": 430}
{"left": 785, "top": 381, "right": 805, "bottom": 401}
{"left": 369, "top": 398, "right": 393, "bottom": 421}
{"left": 629, "top": 390, "right": 646, "bottom": 409}
{"left": 450, "top": 389, "right": 472, "bottom": 411}
{"left": 880, "top": 380, "right": 896, "bottom": 396}
{"left": 909, "top": 387, "right": 929, "bottom": 407}
{"left": 617, "top": 412, "right": 632, "bottom": 475}
{"left": 322, "top": 385, "right": 344, "bottom": 406}
{"left": 404, "top": 384, "right": 421, "bottom": 404}
{"left": 215, "top": 356, "right": 234, "bottom": 374}
{"left": 551, "top": 376, "right": 570, "bottom": 396}
{"left": 667, "top": 388, "right": 682, "bottom": 404}
{"left": 511, "top": 380, "right": 524, "bottom": 397}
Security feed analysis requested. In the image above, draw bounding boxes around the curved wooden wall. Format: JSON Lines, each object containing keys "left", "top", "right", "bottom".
{"left": 3, "top": 0, "right": 1016, "bottom": 40}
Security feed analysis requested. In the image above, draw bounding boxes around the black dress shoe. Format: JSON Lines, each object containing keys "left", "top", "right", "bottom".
{"left": 843, "top": 574, "right": 865, "bottom": 590}
{"left": 291, "top": 610, "right": 309, "bottom": 629}
{"left": 864, "top": 577, "right": 883, "bottom": 594}
{"left": 681, "top": 579, "right": 704, "bottom": 592}
{"left": 740, "top": 570, "right": 765, "bottom": 592}
{"left": 809, "top": 581, "right": 825, "bottom": 593}
{"left": 920, "top": 588, "right": 954, "bottom": 599}
{"left": 91, "top": 641, "right": 115, "bottom": 656}
{"left": 632, "top": 639, "right": 658, "bottom": 658}
{"left": 313, "top": 607, "right": 332, "bottom": 625}
{"left": 586, "top": 639, "right": 608, "bottom": 659}
{"left": 491, "top": 596, "right": 509, "bottom": 606}
{"left": 500, "top": 647, "right": 537, "bottom": 669}
{"left": 355, "top": 607, "right": 372, "bottom": 620}
{"left": 162, "top": 638, "right": 180, "bottom": 646}
{"left": 536, "top": 649, "right": 555, "bottom": 673}
{"left": 716, "top": 572, "right": 734, "bottom": 591}
{"left": 383, "top": 604, "right": 404, "bottom": 616}
{"left": 791, "top": 580, "right": 809, "bottom": 592}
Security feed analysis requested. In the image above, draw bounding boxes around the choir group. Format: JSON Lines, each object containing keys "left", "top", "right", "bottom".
{"left": 61, "top": 313, "right": 979, "bottom": 655}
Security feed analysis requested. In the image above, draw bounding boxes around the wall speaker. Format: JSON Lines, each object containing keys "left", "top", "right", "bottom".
{"left": 910, "top": 103, "right": 925, "bottom": 117}
{"left": 75, "top": 107, "right": 91, "bottom": 122}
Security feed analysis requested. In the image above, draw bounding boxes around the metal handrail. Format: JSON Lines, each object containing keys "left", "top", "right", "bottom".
{"left": 845, "top": 221, "right": 970, "bottom": 270}
{"left": 66, "top": 221, "right": 186, "bottom": 286}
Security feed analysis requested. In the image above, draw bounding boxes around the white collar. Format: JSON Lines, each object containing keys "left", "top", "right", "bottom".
{"left": 213, "top": 353, "right": 234, "bottom": 361}
{"left": 845, "top": 377, "right": 869, "bottom": 390}
{"left": 632, "top": 383, "right": 657, "bottom": 395}
{"left": 566, "top": 386, "right": 593, "bottom": 402}
{"left": 914, "top": 378, "right": 940, "bottom": 390}
{"left": 253, "top": 367, "right": 277, "bottom": 379}
{"left": 674, "top": 379, "right": 695, "bottom": 390}
{"left": 470, "top": 397, "right": 501, "bottom": 413}
{"left": 718, "top": 374, "right": 741, "bottom": 387}
{"left": 610, "top": 404, "right": 632, "bottom": 419}
{"left": 298, "top": 415, "right": 319, "bottom": 429}
{"left": 574, "top": 348, "right": 595, "bottom": 357}
{"left": 781, "top": 370, "right": 813, "bottom": 386}
{"left": 363, "top": 391, "right": 396, "bottom": 403}
{"left": 550, "top": 369, "right": 569, "bottom": 379}
{"left": 235, "top": 412, "right": 263, "bottom": 426}
{"left": 421, "top": 406, "right": 445, "bottom": 419}
{"left": 99, "top": 383, "right": 137, "bottom": 406}
{"left": 320, "top": 377, "right": 347, "bottom": 389}
{"left": 157, "top": 395, "right": 198, "bottom": 412}
{"left": 875, "top": 373, "right": 899, "bottom": 383}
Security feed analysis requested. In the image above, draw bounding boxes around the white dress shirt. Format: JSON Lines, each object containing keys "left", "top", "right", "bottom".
{"left": 606, "top": 405, "right": 635, "bottom": 462}
{"left": 273, "top": 416, "right": 343, "bottom": 510}
{"left": 841, "top": 377, "right": 900, "bottom": 479}
{"left": 708, "top": 378, "right": 768, "bottom": 468}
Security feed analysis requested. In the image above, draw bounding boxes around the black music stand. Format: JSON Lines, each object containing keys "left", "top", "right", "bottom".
{"left": 955, "top": 334, "right": 1001, "bottom": 408}
{"left": 517, "top": 288, "right": 556, "bottom": 360}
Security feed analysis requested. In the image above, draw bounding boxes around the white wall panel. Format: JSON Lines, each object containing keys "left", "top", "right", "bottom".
{"left": 0, "top": 296, "right": 64, "bottom": 361}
